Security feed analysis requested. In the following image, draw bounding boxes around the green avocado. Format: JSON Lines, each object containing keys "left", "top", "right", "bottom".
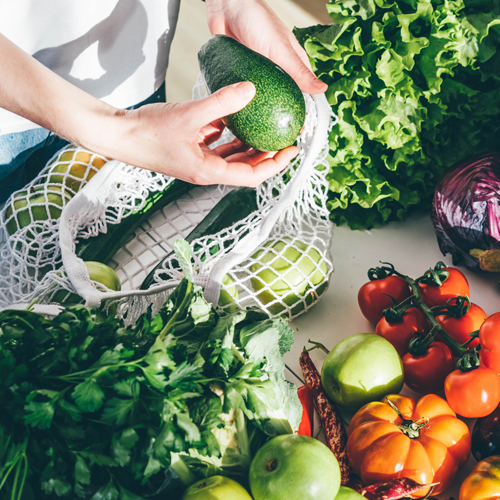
{"left": 198, "top": 35, "right": 306, "bottom": 152}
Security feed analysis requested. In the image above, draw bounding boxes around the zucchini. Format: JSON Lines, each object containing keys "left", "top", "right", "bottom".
{"left": 76, "top": 179, "right": 191, "bottom": 264}
{"left": 140, "top": 187, "right": 258, "bottom": 290}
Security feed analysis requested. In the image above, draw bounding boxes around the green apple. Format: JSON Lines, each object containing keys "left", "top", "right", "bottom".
{"left": 181, "top": 476, "right": 251, "bottom": 500}
{"left": 48, "top": 147, "right": 108, "bottom": 193}
{"left": 250, "top": 238, "right": 328, "bottom": 315}
{"left": 321, "top": 333, "right": 404, "bottom": 411}
{"left": 335, "top": 486, "right": 365, "bottom": 499}
{"left": 249, "top": 434, "right": 340, "bottom": 500}
{"left": 5, "top": 184, "right": 73, "bottom": 235}
{"left": 52, "top": 261, "right": 121, "bottom": 305}
{"left": 218, "top": 274, "right": 239, "bottom": 312}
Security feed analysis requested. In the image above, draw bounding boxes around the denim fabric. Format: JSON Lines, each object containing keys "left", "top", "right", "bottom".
{"left": 0, "top": 82, "right": 166, "bottom": 203}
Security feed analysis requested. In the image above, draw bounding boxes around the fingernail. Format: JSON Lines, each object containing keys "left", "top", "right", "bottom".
{"left": 313, "top": 78, "right": 327, "bottom": 90}
{"left": 236, "top": 81, "right": 255, "bottom": 99}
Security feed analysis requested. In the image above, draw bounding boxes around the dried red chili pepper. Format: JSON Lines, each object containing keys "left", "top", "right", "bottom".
{"left": 299, "top": 349, "right": 351, "bottom": 484}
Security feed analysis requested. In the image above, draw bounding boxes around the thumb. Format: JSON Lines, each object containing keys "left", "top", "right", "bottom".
{"left": 190, "top": 81, "right": 256, "bottom": 128}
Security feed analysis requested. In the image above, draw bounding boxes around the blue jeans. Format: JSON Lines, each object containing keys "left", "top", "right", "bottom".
{"left": 0, "top": 82, "right": 166, "bottom": 203}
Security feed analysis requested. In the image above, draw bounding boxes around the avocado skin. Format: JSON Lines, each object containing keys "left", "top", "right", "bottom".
{"left": 198, "top": 35, "right": 306, "bottom": 152}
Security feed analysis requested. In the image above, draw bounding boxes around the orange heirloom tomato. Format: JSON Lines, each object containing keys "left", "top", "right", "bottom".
{"left": 459, "top": 455, "right": 500, "bottom": 500}
{"left": 347, "top": 394, "right": 471, "bottom": 497}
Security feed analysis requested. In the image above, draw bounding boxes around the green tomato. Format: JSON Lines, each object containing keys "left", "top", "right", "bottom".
{"left": 181, "top": 476, "right": 251, "bottom": 500}
{"left": 249, "top": 238, "right": 328, "bottom": 315}
{"left": 52, "top": 261, "right": 121, "bottom": 305}
{"left": 5, "top": 184, "right": 72, "bottom": 235}
{"left": 249, "top": 434, "right": 340, "bottom": 500}
{"left": 321, "top": 333, "right": 404, "bottom": 412}
{"left": 218, "top": 274, "right": 239, "bottom": 312}
{"left": 335, "top": 486, "right": 365, "bottom": 500}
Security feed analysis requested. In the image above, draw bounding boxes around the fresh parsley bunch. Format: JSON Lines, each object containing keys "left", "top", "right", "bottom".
{"left": 0, "top": 243, "right": 300, "bottom": 500}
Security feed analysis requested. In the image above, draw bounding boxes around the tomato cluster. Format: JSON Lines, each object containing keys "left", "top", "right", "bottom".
{"left": 358, "top": 264, "right": 500, "bottom": 419}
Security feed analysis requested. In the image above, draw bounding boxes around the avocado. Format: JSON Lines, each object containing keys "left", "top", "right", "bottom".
{"left": 198, "top": 35, "right": 306, "bottom": 152}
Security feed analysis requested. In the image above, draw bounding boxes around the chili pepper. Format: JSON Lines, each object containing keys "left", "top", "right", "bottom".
{"left": 357, "top": 478, "right": 439, "bottom": 500}
{"left": 299, "top": 349, "right": 351, "bottom": 485}
{"left": 296, "top": 384, "right": 314, "bottom": 437}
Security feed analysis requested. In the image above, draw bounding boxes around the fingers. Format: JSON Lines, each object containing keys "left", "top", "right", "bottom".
{"left": 199, "top": 119, "right": 225, "bottom": 145}
{"left": 203, "top": 145, "right": 299, "bottom": 187}
{"left": 211, "top": 137, "right": 251, "bottom": 158}
{"left": 187, "top": 82, "right": 256, "bottom": 130}
{"left": 275, "top": 41, "right": 327, "bottom": 95}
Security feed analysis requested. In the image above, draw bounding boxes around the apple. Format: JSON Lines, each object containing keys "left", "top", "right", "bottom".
{"left": 249, "top": 434, "right": 340, "bottom": 500}
{"left": 5, "top": 184, "right": 73, "bottom": 235}
{"left": 335, "top": 486, "right": 365, "bottom": 499}
{"left": 218, "top": 274, "right": 239, "bottom": 312}
{"left": 51, "top": 261, "right": 121, "bottom": 305}
{"left": 48, "top": 147, "right": 108, "bottom": 193}
{"left": 249, "top": 238, "right": 328, "bottom": 315}
{"left": 321, "top": 333, "right": 404, "bottom": 411}
{"left": 181, "top": 476, "right": 251, "bottom": 500}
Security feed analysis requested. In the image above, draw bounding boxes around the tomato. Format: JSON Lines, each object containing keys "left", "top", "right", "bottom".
{"left": 444, "top": 367, "right": 500, "bottom": 418}
{"left": 435, "top": 302, "right": 486, "bottom": 350}
{"left": 375, "top": 307, "right": 428, "bottom": 358}
{"left": 346, "top": 394, "right": 471, "bottom": 497}
{"left": 296, "top": 385, "right": 314, "bottom": 437}
{"left": 358, "top": 276, "right": 411, "bottom": 324}
{"left": 402, "top": 341, "right": 455, "bottom": 395}
{"left": 418, "top": 267, "right": 469, "bottom": 308}
{"left": 480, "top": 313, "right": 500, "bottom": 373}
{"left": 459, "top": 456, "right": 500, "bottom": 500}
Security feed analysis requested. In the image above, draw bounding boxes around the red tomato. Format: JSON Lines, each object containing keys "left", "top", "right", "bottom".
{"left": 403, "top": 341, "right": 455, "bottom": 394}
{"left": 418, "top": 267, "right": 470, "bottom": 308}
{"left": 296, "top": 385, "right": 314, "bottom": 436}
{"left": 445, "top": 367, "right": 500, "bottom": 418}
{"left": 479, "top": 312, "right": 500, "bottom": 373}
{"left": 435, "top": 303, "right": 487, "bottom": 350}
{"left": 376, "top": 307, "right": 428, "bottom": 358}
{"left": 358, "top": 276, "right": 411, "bottom": 324}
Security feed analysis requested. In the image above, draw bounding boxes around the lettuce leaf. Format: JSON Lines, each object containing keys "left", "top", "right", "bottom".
{"left": 295, "top": 0, "right": 500, "bottom": 228}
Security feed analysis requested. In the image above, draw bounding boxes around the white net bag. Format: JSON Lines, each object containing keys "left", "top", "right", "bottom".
{"left": 0, "top": 80, "right": 336, "bottom": 324}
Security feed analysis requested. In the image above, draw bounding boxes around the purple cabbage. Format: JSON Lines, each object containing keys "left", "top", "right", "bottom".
{"left": 432, "top": 151, "right": 500, "bottom": 273}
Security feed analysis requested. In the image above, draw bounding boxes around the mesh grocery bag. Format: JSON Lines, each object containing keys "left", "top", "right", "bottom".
{"left": 0, "top": 79, "right": 336, "bottom": 323}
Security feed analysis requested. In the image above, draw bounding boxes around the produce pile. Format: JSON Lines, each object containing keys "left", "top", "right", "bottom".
{"left": 294, "top": 0, "right": 500, "bottom": 229}
{"left": 0, "top": 243, "right": 301, "bottom": 499}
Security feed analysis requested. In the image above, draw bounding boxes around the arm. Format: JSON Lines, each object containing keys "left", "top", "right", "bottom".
{"left": 0, "top": 33, "right": 298, "bottom": 187}
{"left": 205, "top": 0, "right": 328, "bottom": 95}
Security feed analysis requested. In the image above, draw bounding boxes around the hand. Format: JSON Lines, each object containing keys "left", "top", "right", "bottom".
{"left": 104, "top": 81, "right": 299, "bottom": 187}
{"left": 205, "top": 0, "right": 327, "bottom": 95}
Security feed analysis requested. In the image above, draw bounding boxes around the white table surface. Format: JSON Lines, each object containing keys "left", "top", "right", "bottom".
{"left": 285, "top": 211, "right": 500, "bottom": 499}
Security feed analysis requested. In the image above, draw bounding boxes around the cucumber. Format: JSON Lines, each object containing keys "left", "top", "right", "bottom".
{"left": 140, "top": 187, "right": 258, "bottom": 290}
{"left": 76, "top": 179, "right": 191, "bottom": 264}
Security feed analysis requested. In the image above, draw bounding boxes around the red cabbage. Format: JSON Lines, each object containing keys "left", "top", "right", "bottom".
{"left": 432, "top": 152, "right": 500, "bottom": 273}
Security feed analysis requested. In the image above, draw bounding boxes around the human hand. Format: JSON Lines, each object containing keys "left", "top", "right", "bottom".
{"left": 205, "top": 0, "right": 327, "bottom": 95}
{"left": 103, "top": 81, "right": 299, "bottom": 187}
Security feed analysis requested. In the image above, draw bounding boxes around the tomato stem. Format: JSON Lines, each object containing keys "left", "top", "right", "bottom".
{"left": 389, "top": 269, "right": 467, "bottom": 357}
{"left": 386, "top": 399, "right": 429, "bottom": 439}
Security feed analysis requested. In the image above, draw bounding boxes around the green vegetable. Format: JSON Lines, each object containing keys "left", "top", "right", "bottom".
{"left": 141, "top": 187, "right": 258, "bottom": 297}
{"left": 76, "top": 179, "right": 191, "bottom": 264}
{"left": 294, "top": 0, "right": 500, "bottom": 229}
{"left": 250, "top": 238, "right": 328, "bottom": 316}
{"left": 198, "top": 35, "right": 306, "bottom": 152}
{"left": 0, "top": 241, "right": 300, "bottom": 499}
{"left": 51, "top": 261, "right": 121, "bottom": 305}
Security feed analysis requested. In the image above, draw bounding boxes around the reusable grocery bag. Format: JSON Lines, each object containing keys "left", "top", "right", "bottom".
{"left": 0, "top": 78, "right": 336, "bottom": 324}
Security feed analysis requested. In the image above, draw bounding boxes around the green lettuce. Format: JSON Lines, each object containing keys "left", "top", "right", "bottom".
{"left": 295, "top": 0, "right": 500, "bottom": 229}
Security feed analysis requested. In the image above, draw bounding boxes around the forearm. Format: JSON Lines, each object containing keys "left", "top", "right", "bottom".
{"left": 0, "top": 33, "right": 120, "bottom": 152}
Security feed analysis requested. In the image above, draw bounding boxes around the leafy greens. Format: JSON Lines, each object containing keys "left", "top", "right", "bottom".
{"left": 0, "top": 242, "right": 300, "bottom": 500}
{"left": 295, "top": 0, "right": 500, "bottom": 229}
